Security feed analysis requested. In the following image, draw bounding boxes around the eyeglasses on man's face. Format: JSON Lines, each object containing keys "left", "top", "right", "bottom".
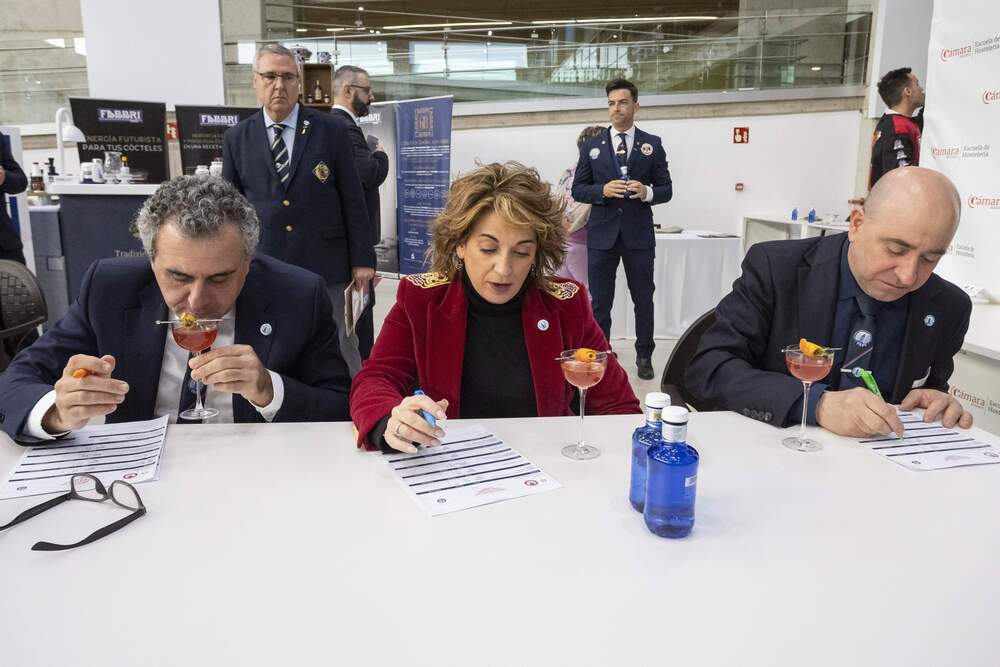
{"left": 255, "top": 71, "right": 300, "bottom": 86}
{"left": 349, "top": 83, "right": 373, "bottom": 96}
{"left": 0, "top": 473, "right": 146, "bottom": 551}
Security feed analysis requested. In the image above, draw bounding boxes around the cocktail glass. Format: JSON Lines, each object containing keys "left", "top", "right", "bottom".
{"left": 782, "top": 345, "right": 835, "bottom": 452}
{"left": 170, "top": 318, "right": 221, "bottom": 420}
{"left": 557, "top": 349, "right": 610, "bottom": 460}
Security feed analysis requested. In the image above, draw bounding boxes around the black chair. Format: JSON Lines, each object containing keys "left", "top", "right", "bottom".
{"left": 0, "top": 260, "right": 47, "bottom": 370}
{"left": 660, "top": 309, "right": 716, "bottom": 412}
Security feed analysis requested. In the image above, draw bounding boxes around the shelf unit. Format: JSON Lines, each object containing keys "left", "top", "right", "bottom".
{"left": 299, "top": 62, "right": 334, "bottom": 107}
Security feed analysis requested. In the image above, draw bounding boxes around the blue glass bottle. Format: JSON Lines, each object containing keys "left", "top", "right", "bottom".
{"left": 629, "top": 392, "right": 671, "bottom": 512}
{"left": 644, "top": 406, "right": 699, "bottom": 538}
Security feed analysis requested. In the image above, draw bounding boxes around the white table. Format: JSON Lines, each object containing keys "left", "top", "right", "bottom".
{"left": 1, "top": 414, "right": 997, "bottom": 666}
{"left": 742, "top": 213, "right": 851, "bottom": 254}
{"left": 610, "top": 230, "right": 742, "bottom": 340}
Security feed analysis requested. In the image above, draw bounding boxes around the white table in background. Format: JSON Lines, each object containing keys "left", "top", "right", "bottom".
{"left": 610, "top": 229, "right": 742, "bottom": 340}
{"left": 742, "top": 213, "right": 851, "bottom": 253}
{"left": 0, "top": 413, "right": 997, "bottom": 666}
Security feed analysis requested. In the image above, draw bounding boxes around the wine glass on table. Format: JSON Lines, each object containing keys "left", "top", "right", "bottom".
{"left": 158, "top": 314, "right": 223, "bottom": 420}
{"left": 557, "top": 348, "right": 610, "bottom": 460}
{"left": 782, "top": 339, "right": 836, "bottom": 452}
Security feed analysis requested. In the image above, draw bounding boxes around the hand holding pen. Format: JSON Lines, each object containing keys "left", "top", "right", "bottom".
{"left": 385, "top": 390, "right": 448, "bottom": 454}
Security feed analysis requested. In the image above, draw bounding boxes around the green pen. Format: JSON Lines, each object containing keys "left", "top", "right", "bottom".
{"left": 857, "top": 369, "right": 904, "bottom": 441}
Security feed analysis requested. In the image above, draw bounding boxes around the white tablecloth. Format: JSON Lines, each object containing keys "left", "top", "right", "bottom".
{"left": 610, "top": 230, "right": 742, "bottom": 339}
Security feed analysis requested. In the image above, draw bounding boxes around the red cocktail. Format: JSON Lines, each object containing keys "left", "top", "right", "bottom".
{"left": 557, "top": 349, "right": 611, "bottom": 460}
{"left": 171, "top": 326, "right": 218, "bottom": 353}
{"left": 782, "top": 343, "right": 836, "bottom": 452}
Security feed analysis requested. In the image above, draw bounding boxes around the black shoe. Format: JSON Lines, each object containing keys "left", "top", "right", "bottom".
{"left": 637, "top": 357, "right": 654, "bottom": 380}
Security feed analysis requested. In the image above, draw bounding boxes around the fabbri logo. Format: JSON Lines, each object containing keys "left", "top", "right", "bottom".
{"left": 98, "top": 108, "right": 143, "bottom": 123}
{"left": 199, "top": 113, "right": 240, "bottom": 126}
{"left": 983, "top": 90, "right": 1000, "bottom": 104}
{"left": 941, "top": 45, "right": 972, "bottom": 61}
{"left": 967, "top": 194, "right": 1000, "bottom": 209}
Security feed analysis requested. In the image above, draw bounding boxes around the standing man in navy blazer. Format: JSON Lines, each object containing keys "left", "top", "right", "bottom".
{"left": 0, "top": 176, "right": 351, "bottom": 441}
{"left": 0, "top": 129, "right": 29, "bottom": 264}
{"left": 330, "top": 64, "right": 389, "bottom": 361}
{"left": 572, "top": 79, "right": 673, "bottom": 380}
{"left": 224, "top": 44, "right": 373, "bottom": 376}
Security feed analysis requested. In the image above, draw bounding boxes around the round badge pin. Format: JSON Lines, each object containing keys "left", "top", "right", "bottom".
{"left": 588, "top": 147, "right": 600, "bottom": 160}
{"left": 640, "top": 143, "right": 653, "bottom": 156}
{"left": 260, "top": 323, "right": 273, "bottom": 336}
{"left": 853, "top": 330, "right": 872, "bottom": 348}
{"left": 537, "top": 319, "right": 549, "bottom": 331}
{"left": 924, "top": 314, "right": 935, "bottom": 327}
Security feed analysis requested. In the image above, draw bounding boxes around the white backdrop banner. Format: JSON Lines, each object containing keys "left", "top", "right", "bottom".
{"left": 922, "top": 1, "right": 1000, "bottom": 298}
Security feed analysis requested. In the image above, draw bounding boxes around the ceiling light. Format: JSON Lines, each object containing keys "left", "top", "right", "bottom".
{"left": 296, "top": 28, "right": 308, "bottom": 33}
{"left": 811, "top": 66, "right": 822, "bottom": 71}
{"left": 383, "top": 21, "right": 512, "bottom": 29}
{"left": 532, "top": 15, "right": 716, "bottom": 25}
{"left": 487, "top": 30, "right": 493, "bottom": 36}
{"left": 326, "top": 28, "right": 344, "bottom": 32}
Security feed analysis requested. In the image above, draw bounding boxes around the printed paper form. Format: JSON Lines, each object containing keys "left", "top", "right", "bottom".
{"left": 1, "top": 416, "right": 169, "bottom": 499}
{"left": 383, "top": 424, "right": 560, "bottom": 516}
{"left": 858, "top": 411, "right": 1000, "bottom": 471}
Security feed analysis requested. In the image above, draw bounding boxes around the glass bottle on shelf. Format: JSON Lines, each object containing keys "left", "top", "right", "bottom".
{"left": 313, "top": 80, "right": 323, "bottom": 103}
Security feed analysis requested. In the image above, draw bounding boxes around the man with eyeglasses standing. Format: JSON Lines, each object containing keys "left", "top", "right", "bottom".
{"left": 330, "top": 65, "right": 388, "bottom": 361}
{"left": 224, "top": 43, "right": 373, "bottom": 376}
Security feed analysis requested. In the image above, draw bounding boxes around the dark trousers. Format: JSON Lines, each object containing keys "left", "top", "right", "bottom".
{"left": 357, "top": 288, "right": 375, "bottom": 361}
{"left": 588, "top": 236, "right": 655, "bottom": 358}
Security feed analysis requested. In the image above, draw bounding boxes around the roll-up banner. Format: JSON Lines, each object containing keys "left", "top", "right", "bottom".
{"left": 394, "top": 96, "right": 453, "bottom": 275}
{"left": 175, "top": 105, "right": 257, "bottom": 175}
{"left": 69, "top": 97, "right": 169, "bottom": 183}
{"left": 359, "top": 101, "right": 399, "bottom": 273}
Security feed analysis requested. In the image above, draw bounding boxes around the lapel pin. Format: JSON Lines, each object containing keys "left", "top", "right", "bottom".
{"left": 537, "top": 319, "right": 549, "bottom": 331}
{"left": 924, "top": 314, "right": 935, "bottom": 327}
{"left": 301, "top": 119, "right": 310, "bottom": 135}
{"left": 260, "top": 323, "right": 272, "bottom": 336}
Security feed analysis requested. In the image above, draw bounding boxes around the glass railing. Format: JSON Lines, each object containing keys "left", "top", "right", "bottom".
{"left": 226, "top": 7, "right": 871, "bottom": 105}
{"left": 0, "top": 36, "right": 88, "bottom": 125}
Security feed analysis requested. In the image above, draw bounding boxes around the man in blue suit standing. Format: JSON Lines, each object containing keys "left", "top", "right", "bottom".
{"left": 0, "top": 176, "right": 351, "bottom": 441}
{"left": 224, "top": 44, "right": 373, "bottom": 376}
{"left": 572, "top": 79, "right": 673, "bottom": 380}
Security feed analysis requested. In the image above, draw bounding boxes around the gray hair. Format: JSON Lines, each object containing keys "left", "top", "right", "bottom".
{"left": 132, "top": 176, "right": 260, "bottom": 258}
{"left": 334, "top": 64, "right": 368, "bottom": 88}
{"left": 255, "top": 43, "right": 296, "bottom": 69}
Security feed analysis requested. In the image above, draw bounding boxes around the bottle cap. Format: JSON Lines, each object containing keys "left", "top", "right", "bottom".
{"left": 643, "top": 392, "right": 671, "bottom": 409}
{"left": 662, "top": 405, "right": 689, "bottom": 424}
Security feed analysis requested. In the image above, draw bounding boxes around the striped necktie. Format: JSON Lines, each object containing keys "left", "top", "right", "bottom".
{"left": 271, "top": 123, "right": 289, "bottom": 186}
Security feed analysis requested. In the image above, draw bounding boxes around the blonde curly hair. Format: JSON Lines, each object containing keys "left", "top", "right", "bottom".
{"left": 429, "top": 162, "right": 568, "bottom": 289}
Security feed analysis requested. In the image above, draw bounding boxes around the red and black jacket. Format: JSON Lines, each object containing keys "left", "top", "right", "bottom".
{"left": 869, "top": 112, "right": 921, "bottom": 189}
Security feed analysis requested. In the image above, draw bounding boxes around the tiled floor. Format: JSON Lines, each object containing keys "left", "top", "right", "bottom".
{"left": 372, "top": 277, "right": 677, "bottom": 401}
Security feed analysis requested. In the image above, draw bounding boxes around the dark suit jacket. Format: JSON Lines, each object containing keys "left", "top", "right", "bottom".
{"left": 329, "top": 107, "right": 388, "bottom": 247}
{"left": 0, "top": 255, "right": 352, "bottom": 439}
{"left": 571, "top": 126, "right": 672, "bottom": 250}
{"left": 349, "top": 273, "right": 640, "bottom": 450}
{"left": 0, "top": 130, "right": 28, "bottom": 255}
{"left": 686, "top": 234, "right": 972, "bottom": 426}
{"left": 223, "top": 106, "right": 373, "bottom": 285}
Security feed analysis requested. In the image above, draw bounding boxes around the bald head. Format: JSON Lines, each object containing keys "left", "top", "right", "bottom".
{"left": 848, "top": 167, "right": 961, "bottom": 302}
{"left": 865, "top": 167, "right": 961, "bottom": 233}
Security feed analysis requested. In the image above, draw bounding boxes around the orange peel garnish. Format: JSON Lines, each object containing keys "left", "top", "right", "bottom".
{"left": 574, "top": 348, "right": 598, "bottom": 362}
{"left": 798, "top": 338, "right": 826, "bottom": 356}
{"left": 178, "top": 312, "right": 198, "bottom": 328}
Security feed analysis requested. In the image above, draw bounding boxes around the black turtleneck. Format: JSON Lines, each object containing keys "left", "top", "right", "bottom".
{"left": 459, "top": 271, "right": 537, "bottom": 418}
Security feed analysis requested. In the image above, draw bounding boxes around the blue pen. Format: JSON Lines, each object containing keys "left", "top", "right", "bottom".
{"left": 414, "top": 390, "right": 437, "bottom": 427}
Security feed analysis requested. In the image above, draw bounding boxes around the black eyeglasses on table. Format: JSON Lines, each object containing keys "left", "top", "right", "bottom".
{"left": 0, "top": 474, "right": 146, "bottom": 551}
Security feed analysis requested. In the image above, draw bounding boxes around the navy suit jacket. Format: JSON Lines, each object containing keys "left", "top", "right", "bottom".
{"left": 0, "top": 130, "right": 28, "bottom": 254}
{"left": 571, "top": 126, "right": 672, "bottom": 250}
{"left": 223, "top": 106, "right": 373, "bottom": 285}
{"left": 0, "top": 255, "right": 352, "bottom": 440}
{"left": 330, "top": 108, "right": 388, "bottom": 247}
{"left": 686, "top": 234, "right": 972, "bottom": 427}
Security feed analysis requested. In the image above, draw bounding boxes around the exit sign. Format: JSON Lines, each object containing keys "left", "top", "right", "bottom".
{"left": 733, "top": 127, "right": 749, "bottom": 143}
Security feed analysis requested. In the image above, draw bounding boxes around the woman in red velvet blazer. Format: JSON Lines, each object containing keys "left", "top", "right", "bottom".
{"left": 351, "top": 162, "right": 640, "bottom": 452}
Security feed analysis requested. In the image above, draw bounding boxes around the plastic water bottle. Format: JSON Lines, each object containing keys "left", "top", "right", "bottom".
{"left": 629, "top": 392, "right": 671, "bottom": 512}
{"left": 644, "top": 406, "right": 699, "bottom": 538}
{"left": 791, "top": 207, "right": 799, "bottom": 221}
{"left": 620, "top": 165, "right": 632, "bottom": 199}
{"left": 807, "top": 208, "right": 817, "bottom": 223}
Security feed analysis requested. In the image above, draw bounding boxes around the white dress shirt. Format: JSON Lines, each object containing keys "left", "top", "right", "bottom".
{"left": 262, "top": 104, "right": 300, "bottom": 165}
{"left": 611, "top": 125, "right": 655, "bottom": 203}
{"left": 23, "top": 309, "right": 285, "bottom": 439}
